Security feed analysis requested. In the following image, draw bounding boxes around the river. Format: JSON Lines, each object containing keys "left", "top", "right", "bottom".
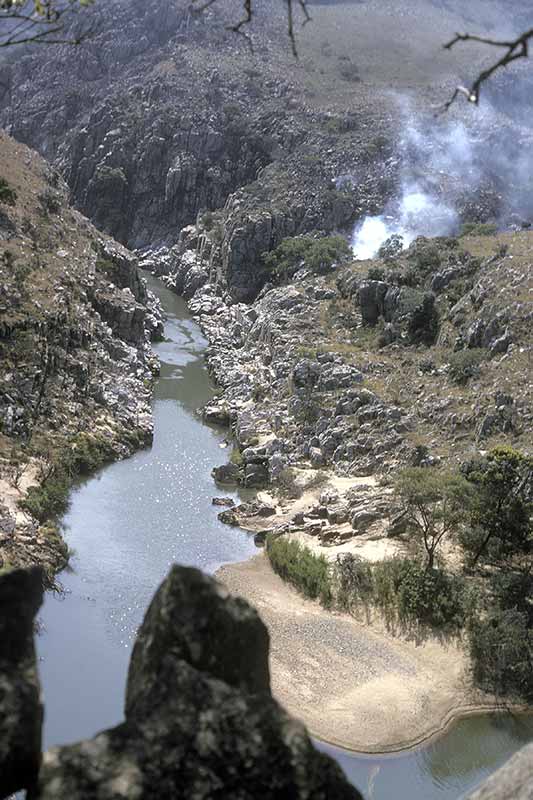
{"left": 36, "top": 274, "right": 533, "bottom": 799}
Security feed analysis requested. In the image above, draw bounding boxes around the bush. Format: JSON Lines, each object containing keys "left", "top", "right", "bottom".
{"left": 335, "top": 553, "right": 373, "bottom": 610}
{"left": 263, "top": 235, "right": 351, "bottom": 281}
{"left": 21, "top": 473, "right": 71, "bottom": 523}
{"left": 469, "top": 610, "right": 533, "bottom": 700}
{"left": 377, "top": 234, "right": 403, "bottom": 262}
{"left": 448, "top": 348, "right": 486, "bottom": 384}
{"left": 367, "top": 266, "right": 386, "bottom": 281}
{"left": 0, "top": 177, "right": 17, "bottom": 206}
{"left": 460, "top": 222, "right": 497, "bottom": 237}
{"left": 335, "top": 554, "right": 466, "bottom": 630}
{"left": 21, "top": 434, "right": 115, "bottom": 523}
{"left": 266, "top": 534, "right": 332, "bottom": 606}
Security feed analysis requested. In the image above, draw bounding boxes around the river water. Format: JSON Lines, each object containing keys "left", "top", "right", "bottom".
{"left": 36, "top": 274, "right": 533, "bottom": 798}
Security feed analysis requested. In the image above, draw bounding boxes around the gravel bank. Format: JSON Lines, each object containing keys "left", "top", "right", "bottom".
{"left": 216, "top": 553, "right": 488, "bottom": 753}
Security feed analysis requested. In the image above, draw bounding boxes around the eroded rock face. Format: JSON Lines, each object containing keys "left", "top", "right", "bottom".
{"left": 0, "top": 566, "right": 43, "bottom": 799}
{"left": 35, "top": 566, "right": 362, "bottom": 800}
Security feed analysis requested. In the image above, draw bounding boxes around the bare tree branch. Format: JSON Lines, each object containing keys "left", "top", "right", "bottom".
{"left": 190, "top": 0, "right": 311, "bottom": 56}
{"left": 443, "top": 27, "right": 533, "bottom": 110}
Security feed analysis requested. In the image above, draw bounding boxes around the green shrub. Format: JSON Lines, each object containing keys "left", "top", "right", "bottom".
{"left": 21, "top": 472, "right": 71, "bottom": 523}
{"left": 21, "top": 434, "right": 115, "bottom": 523}
{"left": 0, "top": 177, "right": 17, "bottom": 206}
{"left": 377, "top": 234, "right": 403, "bottom": 262}
{"left": 469, "top": 610, "right": 533, "bottom": 700}
{"left": 448, "top": 348, "right": 486, "bottom": 384}
{"left": 335, "top": 553, "right": 373, "bottom": 610}
{"left": 460, "top": 222, "right": 497, "bottom": 237}
{"left": 266, "top": 534, "right": 332, "bottom": 606}
{"left": 263, "top": 235, "right": 351, "bottom": 281}
{"left": 341, "top": 556, "right": 466, "bottom": 630}
{"left": 367, "top": 266, "right": 386, "bottom": 281}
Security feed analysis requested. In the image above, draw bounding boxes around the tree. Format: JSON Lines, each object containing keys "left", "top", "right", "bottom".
{"left": 394, "top": 467, "right": 473, "bottom": 570}
{"left": 460, "top": 446, "right": 533, "bottom": 569}
{"left": 192, "top": 0, "right": 310, "bottom": 55}
{"left": 0, "top": 0, "right": 94, "bottom": 48}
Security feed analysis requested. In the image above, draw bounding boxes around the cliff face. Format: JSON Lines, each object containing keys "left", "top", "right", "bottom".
{"left": 0, "top": 131, "right": 163, "bottom": 580}
{"left": 0, "top": 565, "right": 362, "bottom": 800}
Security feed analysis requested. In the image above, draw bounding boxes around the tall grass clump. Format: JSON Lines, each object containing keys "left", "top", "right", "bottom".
{"left": 266, "top": 534, "right": 332, "bottom": 606}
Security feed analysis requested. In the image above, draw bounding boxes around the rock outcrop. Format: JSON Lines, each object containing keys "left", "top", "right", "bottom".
{"left": 0, "top": 564, "right": 361, "bottom": 800}
{"left": 0, "top": 131, "right": 163, "bottom": 579}
{"left": 464, "top": 742, "right": 533, "bottom": 799}
{"left": 0, "top": 566, "right": 43, "bottom": 798}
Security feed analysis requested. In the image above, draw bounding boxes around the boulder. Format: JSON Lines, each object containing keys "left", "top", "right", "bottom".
{"left": 212, "top": 463, "right": 242, "bottom": 484}
{"left": 0, "top": 567, "right": 43, "bottom": 798}
{"left": 37, "top": 567, "right": 361, "bottom": 800}
{"left": 465, "top": 741, "right": 533, "bottom": 799}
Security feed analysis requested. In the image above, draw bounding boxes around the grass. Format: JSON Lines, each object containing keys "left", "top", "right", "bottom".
{"left": 266, "top": 534, "right": 332, "bottom": 606}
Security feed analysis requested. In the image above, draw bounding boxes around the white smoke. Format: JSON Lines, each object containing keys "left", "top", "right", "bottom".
{"left": 352, "top": 186, "right": 458, "bottom": 259}
{"left": 349, "top": 100, "right": 521, "bottom": 260}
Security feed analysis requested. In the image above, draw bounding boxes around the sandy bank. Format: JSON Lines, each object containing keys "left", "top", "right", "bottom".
{"left": 216, "top": 552, "right": 498, "bottom": 753}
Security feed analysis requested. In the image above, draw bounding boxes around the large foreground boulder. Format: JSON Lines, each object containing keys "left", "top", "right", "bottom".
{"left": 465, "top": 741, "right": 533, "bottom": 799}
{"left": 35, "top": 566, "right": 362, "bottom": 800}
{"left": 0, "top": 567, "right": 43, "bottom": 799}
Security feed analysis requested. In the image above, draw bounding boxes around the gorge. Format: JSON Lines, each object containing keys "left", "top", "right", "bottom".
{"left": 1, "top": 0, "right": 533, "bottom": 797}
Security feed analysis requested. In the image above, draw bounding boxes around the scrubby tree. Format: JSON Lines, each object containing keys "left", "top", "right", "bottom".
{"left": 394, "top": 467, "right": 473, "bottom": 570}
{"left": 460, "top": 446, "right": 533, "bottom": 569}
{"left": 262, "top": 235, "right": 350, "bottom": 282}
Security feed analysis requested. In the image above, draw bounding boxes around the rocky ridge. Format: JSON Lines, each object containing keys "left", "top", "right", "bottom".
{"left": 0, "top": 131, "right": 163, "bottom": 580}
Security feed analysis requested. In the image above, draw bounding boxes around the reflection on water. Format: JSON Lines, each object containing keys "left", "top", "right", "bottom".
{"left": 319, "top": 713, "right": 533, "bottom": 799}
{"left": 36, "top": 274, "right": 533, "bottom": 798}
{"left": 37, "top": 275, "right": 257, "bottom": 748}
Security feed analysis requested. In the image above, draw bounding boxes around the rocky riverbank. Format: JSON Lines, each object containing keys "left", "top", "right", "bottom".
{"left": 139, "top": 226, "right": 533, "bottom": 559}
{"left": 0, "top": 132, "right": 163, "bottom": 582}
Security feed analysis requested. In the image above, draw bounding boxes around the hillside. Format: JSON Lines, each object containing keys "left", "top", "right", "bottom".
{"left": 0, "top": 131, "right": 162, "bottom": 581}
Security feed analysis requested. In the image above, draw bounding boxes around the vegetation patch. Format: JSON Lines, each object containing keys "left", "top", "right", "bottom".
{"left": 447, "top": 348, "right": 487, "bottom": 385}
{"left": 266, "top": 534, "right": 332, "bottom": 606}
{"left": 0, "top": 177, "right": 17, "bottom": 206}
{"left": 262, "top": 235, "right": 351, "bottom": 282}
{"left": 460, "top": 222, "right": 498, "bottom": 237}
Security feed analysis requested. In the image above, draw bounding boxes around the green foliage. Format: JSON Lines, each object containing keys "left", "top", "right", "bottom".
{"left": 267, "top": 534, "right": 332, "bottom": 605}
{"left": 377, "top": 234, "right": 403, "bottom": 262}
{"left": 230, "top": 447, "right": 244, "bottom": 467}
{"left": 408, "top": 239, "right": 442, "bottom": 273}
{"left": 394, "top": 467, "right": 474, "bottom": 569}
{"left": 460, "top": 446, "right": 533, "bottom": 568}
{"left": 38, "top": 189, "right": 61, "bottom": 215}
{"left": 21, "top": 473, "right": 71, "bottom": 523}
{"left": 469, "top": 610, "right": 533, "bottom": 700}
{"left": 335, "top": 553, "right": 373, "bottom": 611}
{"left": 447, "top": 348, "right": 486, "bottom": 385}
{"left": 0, "top": 177, "right": 17, "bottom": 206}
{"left": 335, "top": 554, "right": 466, "bottom": 630}
{"left": 367, "top": 266, "right": 386, "bottom": 281}
{"left": 262, "top": 235, "right": 351, "bottom": 281}
{"left": 20, "top": 434, "right": 115, "bottom": 523}
{"left": 460, "top": 222, "right": 498, "bottom": 237}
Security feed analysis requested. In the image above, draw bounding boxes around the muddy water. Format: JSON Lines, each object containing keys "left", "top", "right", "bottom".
{"left": 37, "top": 274, "right": 533, "bottom": 798}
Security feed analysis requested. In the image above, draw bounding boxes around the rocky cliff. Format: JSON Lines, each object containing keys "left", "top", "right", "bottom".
{"left": 0, "top": 565, "right": 362, "bottom": 800}
{"left": 0, "top": 131, "right": 162, "bottom": 581}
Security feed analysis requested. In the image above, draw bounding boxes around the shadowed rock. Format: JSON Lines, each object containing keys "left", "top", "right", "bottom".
{"left": 0, "top": 566, "right": 43, "bottom": 799}
{"left": 35, "top": 566, "right": 362, "bottom": 800}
